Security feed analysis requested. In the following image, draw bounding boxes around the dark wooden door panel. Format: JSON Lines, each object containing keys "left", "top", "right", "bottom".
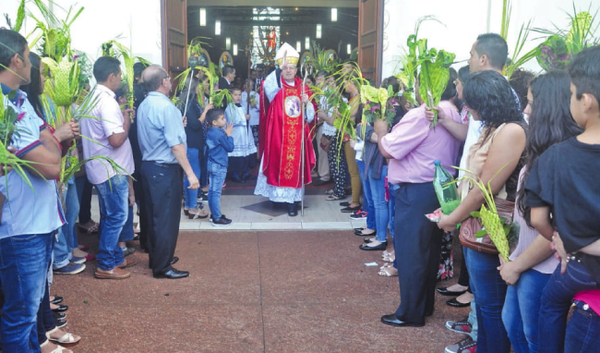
{"left": 358, "top": 0, "right": 383, "bottom": 83}
{"left": 162, "top": 0, "right": 187, "bottom": 77}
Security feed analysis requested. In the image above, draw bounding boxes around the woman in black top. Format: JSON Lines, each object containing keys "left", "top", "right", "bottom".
{"left": 179, "top": 74, "right": 213, "bottom": 218}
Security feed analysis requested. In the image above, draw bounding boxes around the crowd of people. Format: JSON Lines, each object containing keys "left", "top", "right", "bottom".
{"left": 1, "top": 24, "right": 600, "bottom": 353}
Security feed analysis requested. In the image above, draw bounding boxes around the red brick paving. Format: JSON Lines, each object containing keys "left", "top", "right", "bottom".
{"left": 54, "top": 230, "right": 469, "bottom": 352}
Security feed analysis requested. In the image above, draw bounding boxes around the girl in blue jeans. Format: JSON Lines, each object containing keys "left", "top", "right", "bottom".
{"left": 524, "top": 47, "right": 600, "bottom": 353}
{"left": 499, "top": 71, "right": 582, "bottom": 353}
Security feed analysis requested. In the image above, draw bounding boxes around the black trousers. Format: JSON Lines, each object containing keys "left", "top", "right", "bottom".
{"left": 132, "top": 166, "right": 148, "bottom": 250}
{"left": 141, "top": 161, "right": 183, "bottom": 276}
{"left": 393, "top": 182, "right": 443, "bottom": 324}
{"left": 77, "top": 176, "right": 94, "bottom": 224}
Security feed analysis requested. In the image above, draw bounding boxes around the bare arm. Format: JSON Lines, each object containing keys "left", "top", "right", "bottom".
{"left": 438, "top": 123, "right": 526, "bottom": 231}
{"left": 22, "top": 129, "right": 63, "bottom": 179}
{"left": 579, "top": 238, "right": 600, "bottom": 256}
{"left": 107, "top": 109, "right": 132, "bottom": 148}
{"left": 425, "top": 106, "right": 467, "bottom": 141}
{"left": 530, "top": 206, "right": 554, "bottom": 240}
{"left": 374, "top": 119, "right": 393, "bottom": 159}
{"left": 171, "top": 144, "right": 199, "bottom": 189}
{"left": 498, "top": 234, "right": 555, "bottom": 285}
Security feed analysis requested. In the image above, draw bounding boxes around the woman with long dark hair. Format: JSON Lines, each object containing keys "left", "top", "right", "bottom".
{"left": 437, "top": 70, "right": 526, "bottom": 353}
{"left": 179, "top": 73, "right": 212, "bottom": 218}
{"left": 499, "top": 71, "right": 582, "bottom": 353}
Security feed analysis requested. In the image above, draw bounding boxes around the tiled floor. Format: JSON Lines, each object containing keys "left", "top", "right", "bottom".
{"left": 89, "top": 183, "right": 367, "bottom": 231}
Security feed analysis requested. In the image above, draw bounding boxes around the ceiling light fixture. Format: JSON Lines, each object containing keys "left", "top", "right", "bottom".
{"left": 215, "top": 20, "right": 221, "bottom": 35}
{"left": 199, "top": 8, "right": 206, "bottom": 26}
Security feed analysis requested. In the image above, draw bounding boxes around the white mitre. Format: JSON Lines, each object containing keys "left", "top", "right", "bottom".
{"left": 275, "top": 42, "right": 299, "bottom": 66}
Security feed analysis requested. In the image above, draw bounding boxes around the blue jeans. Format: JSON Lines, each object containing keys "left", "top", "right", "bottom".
{"left": 183, "top": 147, "right": 200, "bottom": 210}
{"left": 565, "top": 299, "right": 600, "bottom": 353}
{"left": 208, "top": 162, "right": 227, "bottom": 220}
{"left": 95, "top": 175, "right": 128, "bottom": 271}
{"left": 468, "top": 300, "right": 478, "bottom": 340}
{"left": 0, "top": 232, "right": 53, "bottom": 352}
{"left": 502, "top": 269, "right": 550, "bottom": 353}
{"left": 538, "top": 261, "right": 598, "bottom": 353}
{"left": 388, "top": 182, "right": 397, "bottom": 241}
{"left": 357, "top": 160, "right": 375, "bottom": 230}
{"left": 464, "top": 247, "right": 510, "bottom": 353}
{"left": 53, "top": 181, "right": 80, "bottom": 269}
{"left": 368, "top": 165, "right": 388, "bottom": 243}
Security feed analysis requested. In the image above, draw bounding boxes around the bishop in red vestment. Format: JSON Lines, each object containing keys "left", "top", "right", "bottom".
{"left": 254, "top": 43, "right": 316, "bottom": 216}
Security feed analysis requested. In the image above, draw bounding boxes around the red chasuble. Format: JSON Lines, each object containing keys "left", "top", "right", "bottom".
{"left": 259, "top": 77, "right": 316, "bottom": 188}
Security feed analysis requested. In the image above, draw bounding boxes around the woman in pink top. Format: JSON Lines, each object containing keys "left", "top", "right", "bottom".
{"left": 499, "top": 71, "right": 582, "bottom": 353}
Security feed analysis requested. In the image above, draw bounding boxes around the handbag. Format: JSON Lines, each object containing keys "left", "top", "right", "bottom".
{"left": 459, "top": 197, "right": 515, "bottom": 255}
{"left": 319, "top": 135, "right": 331, "bottom": 153}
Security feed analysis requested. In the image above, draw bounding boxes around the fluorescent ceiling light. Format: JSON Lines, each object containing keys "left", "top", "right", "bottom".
{"left": 199, "top": 8, "right": 206, "bottom": 26}
{"left": 215, "top": 20, "right": 221, "bottom": 35}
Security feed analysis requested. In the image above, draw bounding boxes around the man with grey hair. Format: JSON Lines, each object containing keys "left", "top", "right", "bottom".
{"left": 137, "top": 65, "right": 198, "bottom": 279}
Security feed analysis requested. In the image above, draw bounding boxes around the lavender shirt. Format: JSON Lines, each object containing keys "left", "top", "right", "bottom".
{"left": 81, "top": 84, "right": 134, "bottom": 185}
{"left": 381, "top": 102, "right": 462, "bottom": 184}
{"left": 510, "top": 167, "right": 559, "bottom": 274}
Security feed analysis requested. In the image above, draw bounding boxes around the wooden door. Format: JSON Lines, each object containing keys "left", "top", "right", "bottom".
{"left": 358, "top": 0, "right": 383, "bottom": 84}
{"left": 161, "top": 0, "right": 187, "bottom": 77}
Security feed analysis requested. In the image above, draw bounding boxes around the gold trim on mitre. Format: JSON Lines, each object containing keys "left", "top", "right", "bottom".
{"left": 275, "top": 42, "right": 299, "bottom": 67}
{"left": 277, "top": 56, "right": 299, "bottom": 66}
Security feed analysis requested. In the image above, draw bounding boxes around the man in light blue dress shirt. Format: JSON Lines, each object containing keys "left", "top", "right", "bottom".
{"left": 137, "top": 65, "right": 198, "bottom": 279}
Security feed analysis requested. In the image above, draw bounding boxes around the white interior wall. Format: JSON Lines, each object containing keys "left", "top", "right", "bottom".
{"left": 1, "top": 0, "right": 163, "bottom": 79}
{"left": 382, "top": 0, "right": 600, "bottom": 82}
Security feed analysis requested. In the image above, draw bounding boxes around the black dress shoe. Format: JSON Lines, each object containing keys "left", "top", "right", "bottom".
{"left": 359, "top": 242, "right": 387, "bottom": 251}
{"left": 380, "top": 314, "right": 424, "bottom": 327}
{"left": 52, "top": 304, "right": 68, "bottom": 312}
{"left": 153, "top": 268, "right": 190, "bottom": 279}
{"left": 170, "top": 257, "right": 179, "bottom": 265}
{"left": 287, "top": 203, "right": 298, "bottom": 217}
{"left": 436, "top": 287, "right": 468, "bottom": 296}
{"left": 446, "top": 298, "right": 471, "bottom": 308}
{"left": 50, "top": 295, "right": 63, "bottom": 305}
{"left": 341, "top": 202, "right": 352, "bottom": 207}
